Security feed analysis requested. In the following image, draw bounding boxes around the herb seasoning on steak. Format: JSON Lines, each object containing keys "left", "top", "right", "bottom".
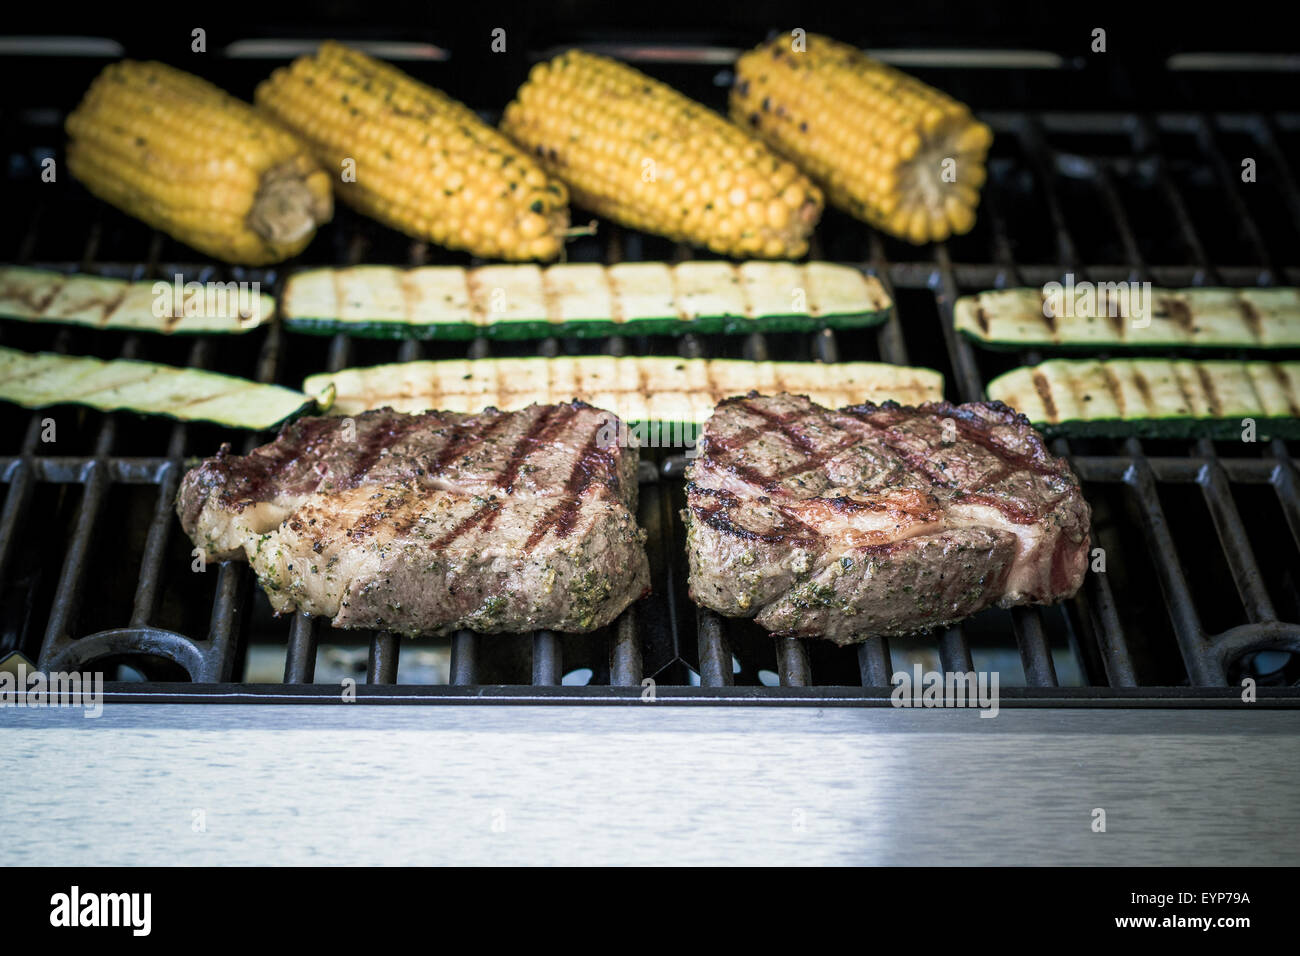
{"left": 177, "top": 402, "right": 650, "bottom": 636}
{"left": 684, "top": 393, "right": 1091, "bottom": 644}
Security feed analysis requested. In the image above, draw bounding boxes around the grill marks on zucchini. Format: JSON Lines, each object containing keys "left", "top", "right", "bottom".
{"left": 987, "top": 358, "right": 1300, "bottom": 437}
{"left": 955, "top": 286, "right": 1300, "bottom": 349}
{"left": 0, "top": 267, "right": 274, "bottom": 334}
{"left": 0, "top": 346, "right": 312, "bottom": 430}
{"left": 304, "top": 356, "right": 944, "bottom": 421}
{"left": 282, "top": 261, "right": 890, "bottom": 339}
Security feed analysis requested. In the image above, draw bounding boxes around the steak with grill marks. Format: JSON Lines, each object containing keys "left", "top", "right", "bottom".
{"left": 684, "top": 393, "right": 1090, "bottom": 644}
{"left": 177, "top": 402, "right": 649, "bottom": 636}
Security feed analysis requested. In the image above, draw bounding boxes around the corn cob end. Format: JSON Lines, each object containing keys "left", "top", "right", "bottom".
{"left": 255, "top": 42, "right": 570, "bottom": 261}
{"left": 732, "top": 34, "right": 992, "bottom": 245}
{"left": 501, "top": 50, "right": 823, "bottom": 259}
{"left": 65, "top": 60, "right": 332, "bottom": 265}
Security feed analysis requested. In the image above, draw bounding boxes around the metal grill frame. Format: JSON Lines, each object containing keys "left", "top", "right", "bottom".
{"left": 2, "top": 50, "right": 1300, "bottom": 705}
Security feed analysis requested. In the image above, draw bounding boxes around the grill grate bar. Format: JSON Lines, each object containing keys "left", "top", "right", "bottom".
{"left": 1071, "top": 455, "right": 1296, "bottom": 483}
{"left": 204, "top": 563, "right": 246, "bottom": 683}
{"left": 1255, "top": 115, "right": 1300, "bottom": 227}
{"left": 696, "top": 609, "right": 733, "bottom": 686}
{"left": 1194, "top": 114, "right": 1276, "bottom": 280}
{"left": 0, "top": 461, "right": 34, "bottom": 589}
{"left": 931, "top": 243, "right": 984, "bottom": 403}
{"left": 1077, "top": 572, "right": 1139, "bottom": 686}
{"left": 1194, "top": 439, "right": 1277, "bottom": 623}
{"left": 868, "top": 234, "right": 911, "bottom": 364}
{"left": 857, "top": 638, "right": 893, "bottom": 686}
{"left": 972, "top": 173, "right": 1020, "bottom": 283}
{"left": 128, "top": 462, "right": 180, "bottom": 627}
{"left": 1269, "top": 441, "right": 1300, "bottom": 553}
{"left": 938, "top": 626, "right": 975, "bottom": 673}
{"left": 610, "top": 609, "right": 642, "bottom": 686}
{"left": 1015, "top": 115, "right": 1084, "bottom": 272}
{"left": 776, "top": 635, "right": 811, "bottom": 687}
{"left": 1137, "top": 116, "right": 1215, "bottom": 277}
{"left": 449, "top": 630, "right": 477, "bottom": 685}
{"left": 283, "top": 613, "right": 318, "bottom": 683}
{"left": 532, "top": 630, "right": 562, "bottom": 685}
{"left": 367, "top": 631, "right": 401, "bottom": 684}
{"left": 1092, "top": 164, "right": 1149, "bottom": 279}
{"left": 16, "top": 200, "right": 44, "bottom": 265}
{"left": 40, "top": 460, "right": 107, "bottom": 649}
{"left": 638, "top": 478, "right": 686, "bottom": 682}
{"left": 1011, "top": 605, "right": 1060, "bottom": 686}
{"left": 1122, "top": 445, "right": 1223, "bottom": 685}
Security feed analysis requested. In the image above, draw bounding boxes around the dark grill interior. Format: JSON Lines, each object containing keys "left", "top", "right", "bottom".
{"left": 2, "top": 36, "right": 1299, "bottom": 703}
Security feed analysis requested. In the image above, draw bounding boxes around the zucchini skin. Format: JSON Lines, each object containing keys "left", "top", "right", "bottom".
{"left": 281, "top": 312, "right": 888, "bottom": 340}
{"left": 280, "top": 262, "right": 891, "bottom": 340}
{"left": 0, "top": 346, "right": 313, "bottom": 431}
{"left": 953, "top": 339, "right": 1298, "bottom": 355}
{"left": 0, "top": 266, "right": 275, "bottom": 335}
{"left": 304, "top": 355, "right": 945, "bottom": 420}
{"left": 1033, "top": 418, "right": 1300, "bottom": 440}
{"left": 956, "top": 286, "right": 1300, "bottom": 351}
{"left": 986, "top": 358, "right": 1300, "bottom": 439}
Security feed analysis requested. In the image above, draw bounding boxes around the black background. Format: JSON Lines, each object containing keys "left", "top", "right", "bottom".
{"left": 1, "top": 1, "right": 1296, "bottom": 112}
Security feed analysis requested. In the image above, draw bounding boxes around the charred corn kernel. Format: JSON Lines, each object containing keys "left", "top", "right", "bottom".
{"left": 731, "top": 33, "right": 993, "bottom": 245}
{"left": 500, "top": 50, "right": 822, "bottom": 258}
{"left": 65, "top": 61, "right": 332, "bottom": 265}
{"left": 255, "top": 41, "right": 569, "bottom": 261}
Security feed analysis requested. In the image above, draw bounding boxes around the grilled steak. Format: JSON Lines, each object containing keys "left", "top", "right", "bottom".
{"left": 177, "top": 402, "right": 650, "bottom": 635}
{"left": 685, "top": 393, "right": 1090, "bottom": 643}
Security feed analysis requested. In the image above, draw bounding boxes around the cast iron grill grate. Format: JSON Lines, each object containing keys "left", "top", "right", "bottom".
{"left": 1, "top": 44, "right": 1299, "bottom": 703}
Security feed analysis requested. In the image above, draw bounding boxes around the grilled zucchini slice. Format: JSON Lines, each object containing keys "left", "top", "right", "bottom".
{"left": 986, "top": 358, "right": 1300, "bottom": 437}
{"left": 304, "top": 356, "right": 944, "bottom": 421}
{"left": 955, "top": 286, "right": 1300, "bottom": 349}
{"left": 0, "top": 266, "right": 274, "bottom": 334}
{"left": 0, "top": 346, "right": 312, "bottom": 429}
{"left": 282, "top": 262, "right": 890, "bottom": 339}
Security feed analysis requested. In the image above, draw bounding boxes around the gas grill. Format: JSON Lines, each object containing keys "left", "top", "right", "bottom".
{"left": 2, "top": 22, "right": 1299, "bottom": 710}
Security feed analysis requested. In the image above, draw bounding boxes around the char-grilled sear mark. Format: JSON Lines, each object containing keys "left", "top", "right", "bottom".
{"left": 496, "top": 404, "right": 564, "bottom": 494}
{"left": 685, "top": 393, "right": 1091, "bottom": 645}
{"left": 0, "top": 280, "right": 59, "bottom": 315}
{"left": 428, "top": 411, "right": 512, "bottom": 474}
{"left": 1196, "top": 364, "right": 1223, "bottom": 418}
{"left": 177, "top": 402, "right": 650, "bottom": 636}
{"left": 1239, "top": 296, "right": 1262, "bottom": 342}
{"left": 1032, "top": 372, "right": 1059, "bottom": 423}
{"left": 524, "top": 431, "right": 621, "bottom": 549}
{"left": 428, "top": 498, "right": 498, "bottom": 550}
{"left": 736, "top": 397, "right": 820, "bottom": 455}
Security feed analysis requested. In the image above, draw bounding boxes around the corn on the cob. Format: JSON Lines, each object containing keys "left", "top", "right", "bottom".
{"left": 254, "top": 42, "right": 570, "bottom": 261}
{"left": 731, "top": 33, "right": 993, "bottom": 244}
{"left": 500, "top": 50, "right": 823, "bottom": 259}
{"left": 65, "top": 61, "right": 332, "bottom": 265}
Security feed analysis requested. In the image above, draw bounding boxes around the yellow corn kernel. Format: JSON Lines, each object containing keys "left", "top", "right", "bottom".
{"left": 65, "top": 61, "right": 332, "bottom": 265}
{"left": 731, "top": 33, "right": 993, "bottom": 244}
{"left": 499, "top": 50, "right": 822, "bottom": 258}
{"left": 255, "top": 41, "right": 570, "bottom": 261}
